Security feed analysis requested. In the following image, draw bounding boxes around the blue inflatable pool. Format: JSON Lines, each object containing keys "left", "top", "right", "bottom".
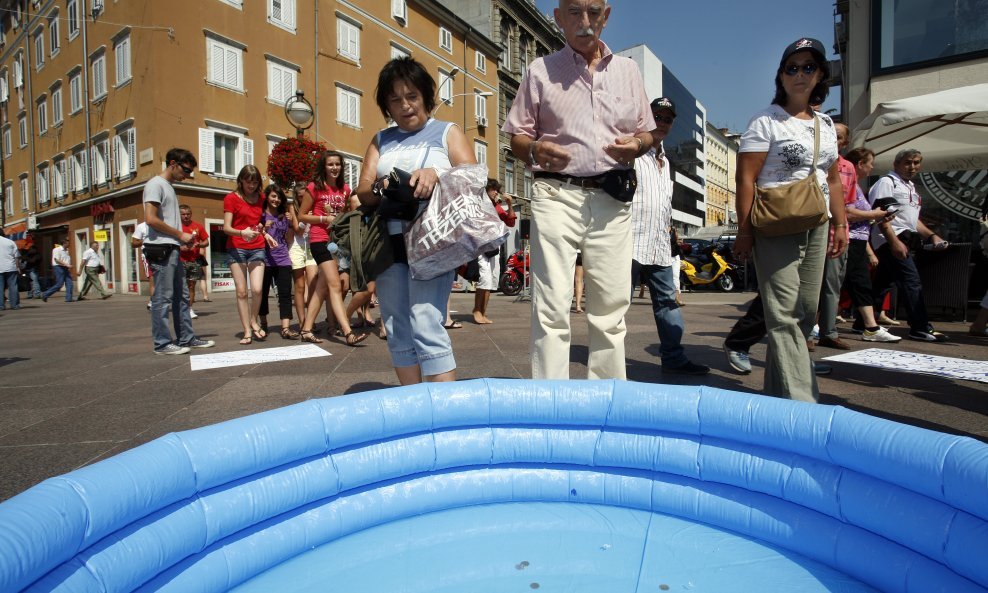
{"left": 1, "top": 380, "right": 986, "bottom": 592}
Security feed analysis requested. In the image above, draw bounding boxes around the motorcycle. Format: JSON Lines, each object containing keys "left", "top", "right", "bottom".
{"left": 680, "top": 242, "right": 740, "bottom": 292}
{"left": 498, "top": 249, "right": 530, "bottom": 296}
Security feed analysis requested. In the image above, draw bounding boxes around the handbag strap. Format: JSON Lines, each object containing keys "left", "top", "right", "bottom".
{"left": 809, "top": 114, "right": 820, "bottom": 171}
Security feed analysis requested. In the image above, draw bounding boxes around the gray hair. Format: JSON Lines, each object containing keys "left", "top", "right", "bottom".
{"left": 893, "top": 149, "right": 922, "bottom": 164}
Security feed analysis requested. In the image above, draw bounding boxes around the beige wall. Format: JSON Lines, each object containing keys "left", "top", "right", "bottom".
{"left": 1, "top": 0, "right": 498, "bottom": 289}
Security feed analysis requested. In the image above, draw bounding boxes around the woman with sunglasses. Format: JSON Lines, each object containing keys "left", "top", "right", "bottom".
{"left": 223, "top": 165, "right": 269, "bottom": 344}
{"left": 732, "top": 38, "right": 847, "bottom": 402}
{"left": 296, "top": 151, "right": 366, "bottom": 346}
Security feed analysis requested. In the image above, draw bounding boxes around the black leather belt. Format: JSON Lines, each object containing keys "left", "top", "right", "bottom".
{"left": 534, "top": 171, "right": 604, "bottom": 189}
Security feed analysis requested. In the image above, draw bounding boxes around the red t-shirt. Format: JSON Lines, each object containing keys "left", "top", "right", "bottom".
{"left": 307, "top": 181, "right": 350, "bottom": 244}
{"left": 223, "top": 192, "right": 267, "bottom": 250}
{"left": 180, "top": 220, "right": 209, "bottom": 262}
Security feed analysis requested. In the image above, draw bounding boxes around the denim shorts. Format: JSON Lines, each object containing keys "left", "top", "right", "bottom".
{"left": 376, "top": 263, "right": 456, "bottom": 376}
{"left": 228, "top": 248, "right": 267, "bottom": 265}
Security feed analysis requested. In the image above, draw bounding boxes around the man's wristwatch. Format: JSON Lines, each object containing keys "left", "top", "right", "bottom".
{"left": 371, "top": 178, "right": 385, "bottom": 197}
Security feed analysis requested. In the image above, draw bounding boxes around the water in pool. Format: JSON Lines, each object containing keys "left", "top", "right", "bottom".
{"left": 232, "top": 502, "right": 877, "bottom": 593}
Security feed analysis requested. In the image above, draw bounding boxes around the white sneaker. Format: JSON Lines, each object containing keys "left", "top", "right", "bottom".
{"left": 810, "top": 324, "right": 820, "bottom": 340}
{"left": 189, "top": 309, "right": 198, "bottom": 319}
{"left": 863, "top": 326, "right": 901, "bottom": 343}
{"left": 154, "top": 344, "right": 190, "bottom": 355}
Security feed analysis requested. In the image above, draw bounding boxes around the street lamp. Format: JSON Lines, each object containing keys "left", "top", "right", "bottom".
{"left": 284, "top": 90, "right": 314, "bottom": 137}
{"left": 439, "top": 90, "right": 494, "bottom": 107}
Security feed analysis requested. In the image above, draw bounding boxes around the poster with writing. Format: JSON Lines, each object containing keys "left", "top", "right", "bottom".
{"left": 822, "top": 348, "right": 988, "bottom": 384}
{"left": 190, "top": 344, "right": 330, "bottom": 371}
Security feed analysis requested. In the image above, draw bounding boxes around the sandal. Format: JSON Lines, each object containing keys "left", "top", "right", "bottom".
{"left": 251, "top": 324, "right": 267, "bottom": 341}
{"left": 344, "top": 331, "right": 369, "bottom": 346}
{"left": 281, "top": 328, "right": 300, "bottom": 340}
{"left": 300, "top": 330, "right": 323, "bottom": 343}
{"left": 239, "top": 333, "right": 253, "bottom": 345}
{"left": 443, "top": 321, "right": 463, "bottom": 329}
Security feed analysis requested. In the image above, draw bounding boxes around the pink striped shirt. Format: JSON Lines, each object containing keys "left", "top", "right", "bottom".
{"left": 503, "top": 41, "right": 655, "bottom": 177}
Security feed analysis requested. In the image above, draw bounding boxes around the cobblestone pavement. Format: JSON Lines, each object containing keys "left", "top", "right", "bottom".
{"left": 1, "top": 288, "right": 985, "bottom": 502}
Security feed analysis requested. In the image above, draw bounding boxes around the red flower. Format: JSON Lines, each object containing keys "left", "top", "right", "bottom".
{"left": 267, "top": 137, "right": 328, "bottom": 190}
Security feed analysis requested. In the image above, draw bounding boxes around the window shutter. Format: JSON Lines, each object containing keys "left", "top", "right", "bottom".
{"left": 111, "top": 136, "right": 119, "bottom": 180}
{"left": 210, "top": 42, "right": 224, "bottom": 84}
{"left": 80, "top": 150, "right": 89, "bottom": 188}
{"left": 90, "top": 146, "right": 97, "bottom": 185}
{"left": 240, "top": 137, "right": 254, "bottom": 167}
{"left": 268, "top": 64, "right": 279, "bottom": 101}
{"left": 285, "top": 0, "right": 295, "bottom": 27}
{"left": 198, "top": 128, "right": 214, "bottom": 173}
{"left": 224, "top": 48, "right": 238, "bottom": 88}
{"left": 283, "top": 70, "right": 294, "bottom": 105}
{"left": 127, "top": 128, "right": 137, "bottom": 173}
{"left": 67, "top": 155, "right": 75, "bottom": 191}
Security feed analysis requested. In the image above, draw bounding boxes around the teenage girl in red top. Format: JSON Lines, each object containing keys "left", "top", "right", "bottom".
{"left": 296, "top": 151, "right": 367, "bottom": 346}
{"left": 223, "top": 165, "right": 269, "bottom": 344}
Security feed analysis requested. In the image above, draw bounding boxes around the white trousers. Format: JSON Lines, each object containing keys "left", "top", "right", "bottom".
{"left": 529, "top": 179, "right": 632, "bottom": 380}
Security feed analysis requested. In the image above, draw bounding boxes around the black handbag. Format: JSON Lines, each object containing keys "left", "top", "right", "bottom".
{"left": 601, "top": 168, "right": 638, "bottom": 203}
{"left": 377, "top": 168, "right": 421, "bottom": 221}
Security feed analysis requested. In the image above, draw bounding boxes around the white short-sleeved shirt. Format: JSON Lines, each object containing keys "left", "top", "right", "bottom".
{"left": 867, "top": 171, "right": 922, "bottom": 249}
{"left": 133, "top": 222, "right": 149, "bottom": 242}
{"left": 631, "top": 147, "right": 673, "bottom": 267}
{"left": 740, "top": 105, "right": 838, "bottom": 199}
{"left": 81, "top": 247, "right": 103, "bottom": 268}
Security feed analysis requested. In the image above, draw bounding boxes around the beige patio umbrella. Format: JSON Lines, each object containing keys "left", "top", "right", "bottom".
{"left": 851, "top": 84, "right": 988, "bottom": 173}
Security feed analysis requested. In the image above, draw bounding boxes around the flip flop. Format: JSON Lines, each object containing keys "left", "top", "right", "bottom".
{"left": 239, "top": 333, "right": 253, "bottom": 345}
{"left": 443, "top": 321, "right": 463, "bottom": 329}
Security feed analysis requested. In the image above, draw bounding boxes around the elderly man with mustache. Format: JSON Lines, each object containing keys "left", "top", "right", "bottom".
{"left": 503, "top": 0, "right": 654, "bottom": 380}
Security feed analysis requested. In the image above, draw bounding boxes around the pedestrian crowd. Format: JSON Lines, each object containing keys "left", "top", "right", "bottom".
{"left": 4, "top": 1, "right": 983, "bottom": 400}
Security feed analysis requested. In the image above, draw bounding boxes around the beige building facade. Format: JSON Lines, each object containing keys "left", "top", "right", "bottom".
{"left": 0, "top": 0, "right": 498, "bottom": 293}
{"left": 703, "top": 122, "right": 732, "bottom": 227}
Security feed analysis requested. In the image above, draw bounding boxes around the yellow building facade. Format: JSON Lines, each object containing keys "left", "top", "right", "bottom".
{"left": 0, "top": 0, "right": 498, "bottom": 293}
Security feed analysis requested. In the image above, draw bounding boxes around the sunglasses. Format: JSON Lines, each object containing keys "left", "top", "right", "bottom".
{"left": 653, "top": 114, "right": 675, "bottom": 125}
{"left": 179, "top": 165, "right": 194, "bottom": 175}
{"left": 783, "top": 63, "right": 819, "bottom": 76}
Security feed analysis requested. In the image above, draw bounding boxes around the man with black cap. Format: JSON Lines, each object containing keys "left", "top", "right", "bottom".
{"left": 631, "top": 97, "right": 709, "bottom": 375}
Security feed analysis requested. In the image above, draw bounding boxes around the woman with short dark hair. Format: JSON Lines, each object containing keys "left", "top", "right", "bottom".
{"left": 356, "top": 57, "right": 476, "bottom": 385}
{"left": 732, "top": 38, "right": 848, "bottom": 402}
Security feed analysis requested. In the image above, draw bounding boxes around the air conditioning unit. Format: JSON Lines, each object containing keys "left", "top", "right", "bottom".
{"left": 476, "top": 115, "right": 488, "bottom": 127}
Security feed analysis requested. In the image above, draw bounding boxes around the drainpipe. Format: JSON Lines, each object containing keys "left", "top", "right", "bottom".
{"left": 81, "top": 4, "right": 93, "bottom": 193}
{"left": 24, "top": 15, "right": 36, "bottom": 212}
{"left": 313, "top": 0, "right": 319, "bottom": 137}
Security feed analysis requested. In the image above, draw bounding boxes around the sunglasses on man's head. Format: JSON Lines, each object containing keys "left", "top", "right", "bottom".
{"left": 783, "top": 63, "right": 819, "bottom": 76}
{"left": 653, "top": 114, "right": 674, "bottom": 125}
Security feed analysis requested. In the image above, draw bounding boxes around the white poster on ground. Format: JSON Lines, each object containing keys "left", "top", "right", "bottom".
{"left": 822, "top": 348, "right": 988, "bottom": 384}
{"left": 190, "top": 344, "right": 330, "bottom": 371}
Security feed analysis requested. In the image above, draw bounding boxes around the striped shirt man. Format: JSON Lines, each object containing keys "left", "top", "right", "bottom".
{"left": 631, "top": 146, "right": 674, "bottom": 267}
{"left": 503, "top": 41, "right": 653, "bottom": 176}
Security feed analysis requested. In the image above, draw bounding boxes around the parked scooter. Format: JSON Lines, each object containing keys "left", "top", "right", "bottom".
{"left": 498, "top": 249, "right": 530, "bottom": 296}
{"left": 680, "top": 242, "right": 739, "bottom": 292}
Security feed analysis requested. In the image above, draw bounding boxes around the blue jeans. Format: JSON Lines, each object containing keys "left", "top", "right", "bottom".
{"left": 27, "top": 269, "right": 41, "bottom": 297}
{"left": 631, "top": 261, "right": 688, "bottom": 368}
{"left": 43, "top": 266, "right": 74, "bottom": 301}
{"left": 149, "top": 249, "right": 195, "bottom": 351}
{"left": 0, "top": 270, "right": 19, "bottom": 309}
{"left": 376, "top": 263, "right": 456, "bottom": 376}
